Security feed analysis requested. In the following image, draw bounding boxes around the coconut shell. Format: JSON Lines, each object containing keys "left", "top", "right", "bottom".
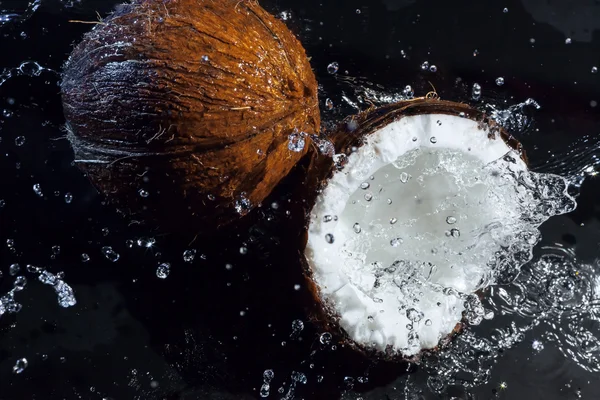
{"left": 61, "top": 0, "right": 320, "bottom": 230}
{"left": 295, "top": 98, "right": 526, "bottom": 361}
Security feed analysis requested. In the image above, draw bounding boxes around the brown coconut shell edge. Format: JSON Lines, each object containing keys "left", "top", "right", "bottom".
{"left": 294, "top": 97, "right": 527, "bottom": 362}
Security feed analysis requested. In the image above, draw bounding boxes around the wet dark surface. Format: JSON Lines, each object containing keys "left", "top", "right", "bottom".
{"left": 1, "top": 0, "right": 600, "bottom": 399}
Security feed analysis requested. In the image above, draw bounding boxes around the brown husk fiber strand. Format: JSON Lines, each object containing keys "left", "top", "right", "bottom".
{"left": 294, "top": 98, "right": 525, "bottom": 361}
{"left": 61, "top": 0, "right": 320, "bottom": 230}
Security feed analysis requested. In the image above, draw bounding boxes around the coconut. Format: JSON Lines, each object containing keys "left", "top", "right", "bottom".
{"left": 61, "top": 0, "right": 319, "bottom": 229}
{"left": 299, "top": 98, "right": 574, "bottom": 359}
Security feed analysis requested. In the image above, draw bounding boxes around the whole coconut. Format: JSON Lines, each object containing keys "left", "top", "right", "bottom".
{"left": 61, "top": 0, "right": 320, "bottom": 230}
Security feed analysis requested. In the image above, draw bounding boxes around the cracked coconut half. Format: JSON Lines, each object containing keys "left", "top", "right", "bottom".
{"left": 302, "top": 98, "right": 575, "bottom": 358}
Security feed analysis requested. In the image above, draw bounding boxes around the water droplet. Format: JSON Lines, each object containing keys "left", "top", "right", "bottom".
{"left": 421, "top": 61, "right": 430, "bottom": 70}
{"left": 101, "top": 246, "right": 120, "bottom": 262}
{"left": 390, "top": 237, "right": 403, "bottom": 247}
{"left": 406, "top": 308, "right": 424, "bottom": 322}
{"left": 259, "top": 383, "right": 270, "bottom": 397}
{"left": 183, "top": 249, "right": 196, "bottom": 263}
{"left": 263, "top": 369, "right": 275, "bottom": 383}
{"left": 81, "top": 253, "right": 90, "bottom": 262}
{"left": 51, "top": 245, "right": 60, "bottom": 255}
{"left": 353, "top": 223, "right": 362, "bottom": 234}
{"left": 320, "top": 332, "right": 332, "bottom": 345}
{"left": 429, "top": 65, "right": 437, "bottom": 73}
{"left": 293, "top": 284, "right": 301, "bottom": 290}
{"left": 292, "top": 371, "right": 307, "bottom": 384}
{"left": 325, "top": 98, "right": 334, "bottom": 110}
{"left": 400, "top": 172, "right": 409, "bottom": 183}
{"left": 390, "top": 218, "right": 397, "bottom": 224}
{"left": 402, "top": 85, "right": 414, "bottom": 98}
{"left": 13, "top": 276, "right": 27, "bottom": 291}
{"left": 387, "top": 198, "right": 393, "bottom": 205}
{"left": 532, "top": 339, "right": 544, "bottom": 352}
{"left": 201, "top": 55, "right": 209, "bottom": 62}
{"left": 503, "top": 7, "right": 508, "bottom": 13}
{"left": 239, "top": 246, "right": 248, "bottom": 255}
{"left": 473, "top": 49, "right": 479, "bottom": 57}
{"left": 323, "top": 215, "right": 334, "bottom": 223}
{"left": 425, "top": 319, "right": 432, "bottom": 326}
{"left": 14, "top": 136, "right": 25, "bottom": 146}
{"left": 12, "top": 358, "right": 28, "bottom": 374}
{"left": 356, "top": 8, "right": 361, "bottom": 14}
{"left": 446, "top": 216, "right": 457, "bottom": 224}
{"left": 287, "top": 132, "right": 306, "bottom": 152}
{"left": 565, "top": 37, "right": 572, "bottom": 44}
{"left": 496, "top": 77, "right": 505, "bottom": 86}
{"left": 156, "top": 262, "right": 170, "bottom": 279}
{"left": 450, "top": 228, "right": 460, "bottom": 237}
{"left": 9, "top": 263, "right": 20, "bottom": 276}
{"left": 64, "top": 193, "right": 73, "bottom": 203}
{"left": 291, "top": 319, "right": 304, "bottom": 334}
{"left": 592, "top": 66, "right": 598, "bottom": 74}
{"left": 472, "top": 83, "right": 482, "bottom": 101}
{"left": 33, "top": 183, "right": 43, "bottom": 197}
{"left": 364, "top": 193, "right": 373, "bottom": 201}
{"left": 138, "top": 189, "right": 149, "bottom": 198}
{"left": 325, "top": 233, "right": 334, "bottom": 244}
{"left": 327, "top": 62, "right": 339, "bottom": 74}
{"left": 137, "top": 237, "right": 155, "bottom": 248}
{"left": 360, "top": 182, "right": 370, "bottom": 190}
{"left": 430, "top": 137, "right": 438, "bottom": 144}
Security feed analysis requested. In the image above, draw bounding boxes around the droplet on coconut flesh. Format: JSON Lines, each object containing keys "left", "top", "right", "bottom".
{"left": 304, "top": 100, "right": 575, "bottom": 357}
{"left": 60, "top": 0, "right": 319, "bottom": 230}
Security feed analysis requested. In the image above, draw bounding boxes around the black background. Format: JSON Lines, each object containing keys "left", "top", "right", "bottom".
{"left": 1, "top": 0, "right": 600, "bottom": 399}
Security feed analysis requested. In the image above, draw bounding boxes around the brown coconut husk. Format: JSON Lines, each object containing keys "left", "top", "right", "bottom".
{"left": 293, "top": 97, "right": 526, "bottom": 361}
{"left": 61, "top": 0, "right": 320, "bottom": 232}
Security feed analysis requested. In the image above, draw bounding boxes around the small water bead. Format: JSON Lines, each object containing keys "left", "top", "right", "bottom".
{"left": 183, "top": 249, "right": 196, "bottom": 263}
{"left": 565, "top": 38, "right": 572, "bottom": 44}
{"left": 137, "top": 237, "right": 155, "bottom": 248}
{"left": 51, "top": 245, "right": 60, "bottom": 255}
{"left": 592, "top": 66, "right": 598, "bottom": 74}
{"left": 387, "top": 198, "right": 392, "bottom": 205}
{"left": 425, "top": 319, "right": 432, "bottom": 326}
{"left": 450, "top": 228, "right": 460, "bottom": 237}
{"left": 399, "top": 172, "right": 409, "bottom": 183}
{"left": 446, "top": 216, "right": 457, "bottom": 224}
{"left": 13, "top": 276, "right": 27, "bottom": 291}
{"left": 201, "top": 55, "right": 209, "bottom": 62}
{"left": 9, "top": 263, "right": 20, "bottom": 276}
{"left": 156, "top": 263, "right": 170, "bottom": 279}
{"left": 421, "top": 61, "right": 430, "bottom": 71}
{"left": 325, "top": 233, "right": 334, "bottom": 244}
{"left": 101, "top": 246, "right": 120, "bottom": 262}
{"left": 353, "top": 223, "right": 362, "bottom": 233}
{"left": 496, "top": 77, "right": 505, "bottom": 86}
{"left": 320, "top": 332, "right": 332, "bottom": 345}
{"left": 429, "top": 65, "right": 437, "bottom": 73}
{"left": 287, "top": 132, "right": 305, "bottom": 152}
{"left": 430, "top": 137, "right": 437, "bottom": 144}
{"left": 12, "top": 358, "right": 28, "bottom": 374}
{"left": 532, "top": 339, "right": 544, "bottom": 352}
{"left": 259, "top": 383, "right": 270, "bottom": 398}
{"left": 292, "top": 371, "right": 307, "bottom": 384}
{"left": 364, "top": 193, "right": 373, "bottom": 201}
{"left": 325, "top": 98, "right": 334, "bottom": 110}
{"left": 390, "top": 237, "right": 403, "bottom": 247}
{"left": 81, "top": 253, "right": 90, "bottom": 262}
{"left": 327, "top": 61, "right": 339, "bottom": 74}
{"left": 406, "top": 308, "right": 424, "bottom": 322}
{"left": 360, "top": 182, "right": 370, "bottom": 190}
{"left": 14, "top": 136, "right": 25, "bottom": 146}
{"left": 390, "top": 218, "right": 397, "bottom": 225}
{"left": 239, "top": 246, "right": 248, "bottom": 255}
{"left": 323, "top": 215, "right": 333, "bottom": 222}
{"left": 33, "top": 183, "right": 43, "bottom": 197}
{"left": 503, "top": 7, "right": 508, "bottom": 13}
{"left": 64, "top": 193, "right": 73, "bottom": 204}
{"left": 402, "top": 85, "right": 414, "bottom": 98}
{"left": 138, "top": 189, "right": 149, "bottom": 198}
{"left": 355, "top": 8, "right": 361, "bottom": 14}
{"left": 472, "top": 83, "right": 482, "bottom": 100}
{"left": 293, "top": 284, "right": 301, "bottom": 290}
{"left": 291, "top": 319, "right": 304, "bottom": 333}
{"left": 473, "top": 49, "right": 479, "bottom": 57}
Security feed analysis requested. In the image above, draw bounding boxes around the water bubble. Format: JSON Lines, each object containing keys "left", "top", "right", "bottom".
{"left": 12, "top": 358, "right": 28, "bottom": 374}
{"left": 446, "top": 216, "right": 457, "bottom": 224}
{"left": 26, "top": 265, "right": 39, "bottom": 273}
{"left": 156, "top": 263, "right": 170, "bottom": 279}
{"left": 13, "top": 276, "right": 27, "bottom": 291}
{"left": 406, "top": 308, "right": 424, "bottom": 322}
{"left": 592, "top": 66, "right": 598, "bottom": 74}
{"left": 64, "top": 193, "right": 73, "bottom": 204}
{"left": 291, "top": 319, "right": 304, "bottom": 335}
{"left": 33, "top": 183, "right": 43, "bottom": 197}
{"left": 430, "top": 137, "right": 438, "bottom": 144}
{"left": 390, "top": 237, "right": 403, "bottom": 247}
{"left": 353, "top": 223, "right": 362, "bottom": 233}
{"left": 239, "top": 246, "right": 248, "bottom": 255}
{"left": 325, "top": 233, "right": 334, "bottom": 244}
{"left": 356, "top": 9, "right": 361, "bottom": 14}
{"left": 9, "top": 263, "right": 20, "bottom": 276}
{"left": 450, "top": 228, "right": 460, "bottom": 238}
{"left": 364, "top": 193, "right": 373, "bottom": 201}
{"left": 425, "top": 319, "right": 432, "bottom": 326}
{"left": 101, "top": 246, "right": 120, "bottom": 262}
{"left": 287, "top": 132, "right": 306, "bottom": 152}
{"left": 320, "top": 332, "right": 332, "bottom": 345}
{"left": 360, "top": 182, "right": 370, "bottom": 190}
{"left": 137, "top": 237, "right": 155, "bottom": 248}
{"left": 402, "top": 85, "right": 414, "bottom": 98}
{"left": 323, "top": 215, "right": 334, "bottom": 223}
{"left": 263, "top": 369, "right": 275, "bottom": 382}
{"left": 565, "top": 38, "right": 572, "bottom": 44}
{"left": 138, "top": 189, "right": 149, "bottom": 198}
{"left": 429, "top": 65, "right": 438, "bottom": 73}
{"left": 81, "top": 253, "right": 90, "bottom": 262}
{"left": 503, "top": 7, "right": 508, "bottom": 13}
{"left": 201, "top": 55, "right": 209, "bottom": 62}
{"left": 259, "top": 383, "right": 270, "bottom": 397}
{"left": 183, "top": 249, "right": 196, "bottom": 263}
{"left": 325, "top": 98, "right": 334, "bottom": 110}
{"left": 327, "top": 62, "right": 339, "bottom": 74}
{"left": 390, "top": 217, "right": 398, "bottom": 224}
{"left": 293, "top": 284, "right": 301, "bottom": 290}
{"left": 472, "top": 83, "right": 482, "bottom": 101}
{"left": 234, "top": 194, "right": 252, "bottom": 215}
{"left": 14, "top": 136, "right": 25, "bottom": 146}
{"left": 421, "top": 61, "right": 430, "bottom": 71}
{"left": 291, "top": 371, "right": 307, "bottom": 384}
{"left": 400, "top": 172, "right": 409, "bottom": 183}
{"left": 496, "top": 77, "right": 505, "bottom": 86}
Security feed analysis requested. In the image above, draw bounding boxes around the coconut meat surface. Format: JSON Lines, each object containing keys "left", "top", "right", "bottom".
{"left": 305, "top": 113, "right": 572, "bottom": 356}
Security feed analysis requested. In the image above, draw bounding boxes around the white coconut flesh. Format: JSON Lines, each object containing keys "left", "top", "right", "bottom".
{"left": 305, "top": 112, "right": 575, "bottom": 356}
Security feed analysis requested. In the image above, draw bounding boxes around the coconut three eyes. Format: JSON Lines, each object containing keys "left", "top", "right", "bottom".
{"left": 302, "top": 99, "right": 574, "bottom": 358}
{"left": 61, "top": 0, "right": 319, "bottom": 229}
